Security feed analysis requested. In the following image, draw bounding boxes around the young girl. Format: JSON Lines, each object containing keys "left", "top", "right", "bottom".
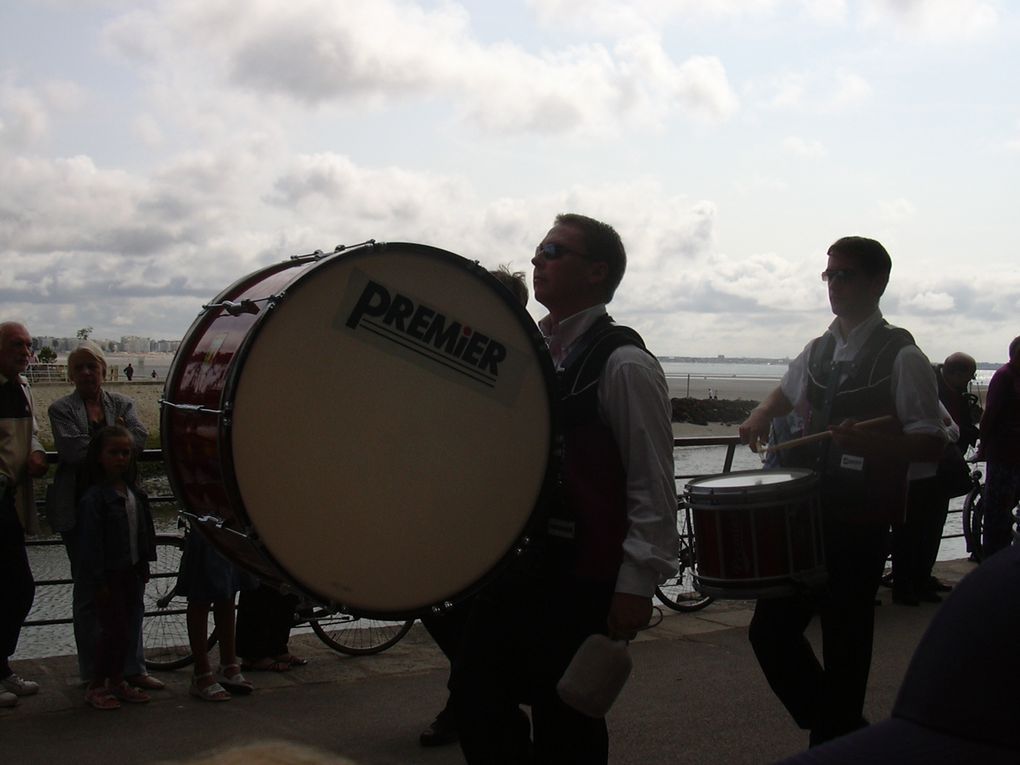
{"left": 76, "top": 425, "right": 157, "bottom": 710}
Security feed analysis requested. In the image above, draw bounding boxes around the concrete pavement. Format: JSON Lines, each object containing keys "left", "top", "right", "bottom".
{"left": 0, "top": 559, "right": 975, "bottom": 765}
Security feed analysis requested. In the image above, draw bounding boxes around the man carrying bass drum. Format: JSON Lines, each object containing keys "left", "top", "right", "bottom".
{"left": 738, "top": 236, "right": 945, "bottom": 749}
{"left": 453, "top": 214, "right": 679, "bottom": 764}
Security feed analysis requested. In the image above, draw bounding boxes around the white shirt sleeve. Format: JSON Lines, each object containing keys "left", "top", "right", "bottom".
{"left": 598, "top": 346, "right": 679, "bottom": 597}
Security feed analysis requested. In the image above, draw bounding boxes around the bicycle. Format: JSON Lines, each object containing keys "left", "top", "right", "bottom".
{"left": 962, "top": 463, "right": 1020, "bottom": 563}
{"left": 655, "top": 500, "right": 713, "bottom": 612}
{"left": 142, "top": 535, "right": 414, "bottom": 670}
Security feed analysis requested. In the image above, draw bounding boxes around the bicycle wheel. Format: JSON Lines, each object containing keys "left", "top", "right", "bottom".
{"left": 962, "top": 474, "right": 985, "bottom": 562}
{"left": 143, "top": 535, "right": 217, "bottom": 670}
{"left": 655, "top": 503, "right": 713, "bottom": 612}
{"left": 311, "top": 615, "right": 414, "bottom": 656}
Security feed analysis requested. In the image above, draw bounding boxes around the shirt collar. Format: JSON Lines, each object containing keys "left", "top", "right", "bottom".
{"left": 538, "top": 304, "right": 608, "bottom": 368}
{"left": 826, "top": 308, "right": 884, "bottom": 354}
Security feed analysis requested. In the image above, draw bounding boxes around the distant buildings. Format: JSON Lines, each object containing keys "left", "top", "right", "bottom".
{"left": 32, "top": 335, "right": 181, "bottom": 354}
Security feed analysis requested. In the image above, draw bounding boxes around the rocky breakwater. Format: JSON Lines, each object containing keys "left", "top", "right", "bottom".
{"left": 671, "top": 397, "right": 759, "bottom": 426}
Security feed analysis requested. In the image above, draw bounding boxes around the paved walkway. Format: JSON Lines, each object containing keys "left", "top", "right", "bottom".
{"left": 1, "top": 559, "right": 975, "bottom": 765}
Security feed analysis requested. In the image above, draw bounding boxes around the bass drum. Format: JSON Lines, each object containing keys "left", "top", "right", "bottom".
{"left": 162, "top": 241, "right": 557, "bottom": 619}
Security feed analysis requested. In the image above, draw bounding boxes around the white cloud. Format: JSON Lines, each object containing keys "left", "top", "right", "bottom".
{"left": 760, "top": 69, "right": 871, "bottom": 113}
{"left": 100, "top": 0, "right": 739, "bottom": 136}
{"left": 878, "top": 198, "right": 917, "bottom": 221}
{"left": 783, "top": 136, "right": 828, "bottom": 158}
{"left": 860, "top": 0, "right": 1000, "bottom": 43}
{"left": 901, "top": 289, "right": 955, "bottom": 312}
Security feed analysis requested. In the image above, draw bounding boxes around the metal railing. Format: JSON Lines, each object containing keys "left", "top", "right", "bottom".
{"left": 23, "top": 436, "right": 966, "bottom": 629}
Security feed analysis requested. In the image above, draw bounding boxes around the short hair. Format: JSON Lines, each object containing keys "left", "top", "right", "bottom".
{"left": 86, "top": 424, "right": 137, "bottom": 484}
{"left": 827, "top": 236, "right": 892, "bottom": 293}
{"left": 0, "top": 322, "right": 28, "bottom": 345}
{"left": 68, "top": 340, "right": 108, "bottom": 380}
{"left": 489, "top": 264, "right": 529, "bottom": 307}
{"left": 1010, "top": 336, "right": 1020, "bottom": 361}
{"left": 943, "top": 352, "right": 977, "bottom": 376}
{"left": 555, "top": 213, "right": 627, "bottom": 301}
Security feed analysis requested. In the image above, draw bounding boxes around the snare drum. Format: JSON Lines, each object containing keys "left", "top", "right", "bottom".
{"left": 687, "top": 469, "right": 826, "bottom": 599}
{"left": 161, "top": 241, "right": 557, "bottom": 618}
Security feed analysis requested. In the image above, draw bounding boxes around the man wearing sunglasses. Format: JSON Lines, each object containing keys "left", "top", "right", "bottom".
{"left": 455, "top": 214, "right": 678, "bottom": 764}
{"left": 737, "top": 237, "right": 945, "bottom": 749}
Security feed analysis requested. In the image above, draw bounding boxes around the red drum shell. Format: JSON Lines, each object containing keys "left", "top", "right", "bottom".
{"left": 162, "top": 242, "right": 557, "bottom": 618}
{"left": 686, "top": 469, "right": 826, "bottom": 599}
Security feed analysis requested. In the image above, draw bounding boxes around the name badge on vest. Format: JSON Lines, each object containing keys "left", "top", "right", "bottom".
{"left": 840, "top": 453, "right": 865, "bottom": 472}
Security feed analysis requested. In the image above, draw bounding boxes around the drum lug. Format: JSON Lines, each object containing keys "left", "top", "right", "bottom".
{"left": 160, "top": 400, "right": 223, "bottom": 416}
{"left": 513, "top": 536, "right": 532, "bottom": 556}
{"left": 430, "top": 601, "right": 455, "bottom": 616}
{"left": 202, "top": 298, "right": 261, "bottom": 317}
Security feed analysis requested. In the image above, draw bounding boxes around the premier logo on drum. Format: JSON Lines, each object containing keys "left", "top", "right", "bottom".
{"left": 345, "top": 278, "right": 508, "bottom": 385}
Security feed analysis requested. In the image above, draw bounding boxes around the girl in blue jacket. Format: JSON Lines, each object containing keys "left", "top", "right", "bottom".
{"left": 77, "top": 425, "right": 156, "bottom": 710}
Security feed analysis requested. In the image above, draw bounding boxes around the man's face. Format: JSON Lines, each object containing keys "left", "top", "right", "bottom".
{"left": 0, "top": 324, "right": 33, "bottom": 379}
{"left": 531, "top": 223, "right": 607, "bottom": 316}
{"left": 943, "top": 366, "right": 975, "bottom": 393}
{"left": 825, "top": 252, "right": 883, "bottom": 322}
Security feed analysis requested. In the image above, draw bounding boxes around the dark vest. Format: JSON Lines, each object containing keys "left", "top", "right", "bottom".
{"left": 548, "top": 315, "right": 647, "bottom": 581}
{"left": 783, "top": 321, "right": 914, "bottom": 523}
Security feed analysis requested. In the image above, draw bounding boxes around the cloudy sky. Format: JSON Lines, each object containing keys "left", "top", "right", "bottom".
{"left": 2, "top": 0, "right": 1018, "bottom": 363}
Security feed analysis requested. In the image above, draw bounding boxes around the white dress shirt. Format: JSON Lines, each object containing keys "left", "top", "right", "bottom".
{"left": 539, "top": 304, "right": 678, "bottom": 597}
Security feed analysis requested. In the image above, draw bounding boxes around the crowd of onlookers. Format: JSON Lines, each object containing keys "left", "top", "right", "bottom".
{"left": 1, "top": 328, "right": 304, "bottom": 711}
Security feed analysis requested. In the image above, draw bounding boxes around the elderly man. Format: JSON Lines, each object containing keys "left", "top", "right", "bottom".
{"left": 0, "top": 322, "right": 48, "bottom": 708}
{"left": 738, "top": 237, "right": 944, "bottom": 747}
{"left": 454, "top": 214, "right": 678, "bottom": 764}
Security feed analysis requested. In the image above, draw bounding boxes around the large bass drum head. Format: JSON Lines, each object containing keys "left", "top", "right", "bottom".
{"left": 226, "top": 243, "right": 554, "bottom": 617}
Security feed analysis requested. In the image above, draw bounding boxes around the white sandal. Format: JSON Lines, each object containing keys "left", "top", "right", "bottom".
{"left": 189, "top": 672, "right": 230, "bottom": 702}
{"left": 216, "top": 664, "right": 254, "bottom": 695}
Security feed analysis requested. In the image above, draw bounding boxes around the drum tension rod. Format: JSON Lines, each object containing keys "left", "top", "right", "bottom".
{"left": 158, "top": 400, "right": 223, "bottom": 416}
{"left": 201, "top": 298, "right": 262, "bottom": 317}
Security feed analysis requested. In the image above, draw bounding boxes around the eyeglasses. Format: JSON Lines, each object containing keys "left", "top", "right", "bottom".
{"left": 535, "top": 242, "right": 589, "bottom": 261}
{"left": 821, "top": 268, "right": 860, "bottom": 283}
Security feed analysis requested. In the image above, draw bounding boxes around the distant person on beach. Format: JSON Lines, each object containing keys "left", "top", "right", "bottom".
{"left": 975, "top": 335, "right": 1020, "bottom": 558}
{"left": 76, "top": 425, "right": 157, "bottom": 709}
{"left": 150, "top": 369, "right": 157, "bottom": 379}
{"left": 0, "top": 322, "right": 48, "bottom": 708}
{"left": 124, "top": 363, "right": 134, "bottom": 381}
{"left": 417, "top": 264, "right": 531, "bottom": 749}
{"left": 47, "top": 341, "right": 159, "bottom": 691}
{"left": 738, "top": 237, "right": 944, "bottom": 747}
{"left": 454, "top": 214, "right": 678, "bottom": 764}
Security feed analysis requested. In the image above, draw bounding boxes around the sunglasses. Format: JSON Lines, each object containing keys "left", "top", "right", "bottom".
{"left": 821, "top": 268, "right": 860, "bottom": 283}
{"left": 535, "top": 242, "right": 590, "bottom": 261}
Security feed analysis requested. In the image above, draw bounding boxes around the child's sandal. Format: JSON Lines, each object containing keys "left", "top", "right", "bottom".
{"left": 215, "top": 664, "right": 254, "bottom": 695}
{"left": 84, "top": 687, "right": 121, "bottom": 710}
{"left": 112, "top": 681, "right": 150, "bottom": 704}
{"left": 189, "top": 672, "right": 230, "bottom": 702}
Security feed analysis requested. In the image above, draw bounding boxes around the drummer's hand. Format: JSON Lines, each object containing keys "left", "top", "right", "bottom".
{"left": 607, "top": 593, "right": 652, "bottom": 641}
{"left": 738, "top": 411, "right": 770, "bottom": 452}
{"left": 829, "top": 418, "right": 874, "bottom": 455}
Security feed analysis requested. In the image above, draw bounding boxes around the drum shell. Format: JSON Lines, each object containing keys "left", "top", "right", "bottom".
{"left": 161, "top": 242, "right": 557, "bottom": 618}
{"left": 687, "top": 469, "right": 826, "bottom": 599}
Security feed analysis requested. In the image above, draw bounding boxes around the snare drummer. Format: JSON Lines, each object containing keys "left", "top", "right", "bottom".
{"left": 454, "top": 214, "right": 678, "bottom": 765}
{"left": 738, "top": 236, "right": 945, "bottom": 748}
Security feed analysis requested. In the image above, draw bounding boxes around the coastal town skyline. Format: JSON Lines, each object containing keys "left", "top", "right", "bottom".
{"left": 2, "top": 1, "right": 1018, "bottom": 363}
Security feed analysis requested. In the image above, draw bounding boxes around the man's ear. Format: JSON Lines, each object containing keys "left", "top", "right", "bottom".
{"left": 587, "top": 260, "right": 609, "bottom": 293}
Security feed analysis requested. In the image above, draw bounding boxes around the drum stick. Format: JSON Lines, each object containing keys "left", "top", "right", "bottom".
{"left": 765, "top": 415, "right": 895, "bottom": 454}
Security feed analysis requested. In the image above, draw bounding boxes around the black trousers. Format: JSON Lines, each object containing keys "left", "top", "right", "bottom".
{"left": 454, "top": 568, "right": 614, "bottom": 764}
{"left": 235, "top": 583, "right": 296, "bottom": 661}
{"left": 891, "top": 476, "right": 944, "bottom": 595}
{"left": 748, "top": 518, "right": 889, "bottom": 746}
{"left": 0, "top": 495, "right": 34, "bottom": 663}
